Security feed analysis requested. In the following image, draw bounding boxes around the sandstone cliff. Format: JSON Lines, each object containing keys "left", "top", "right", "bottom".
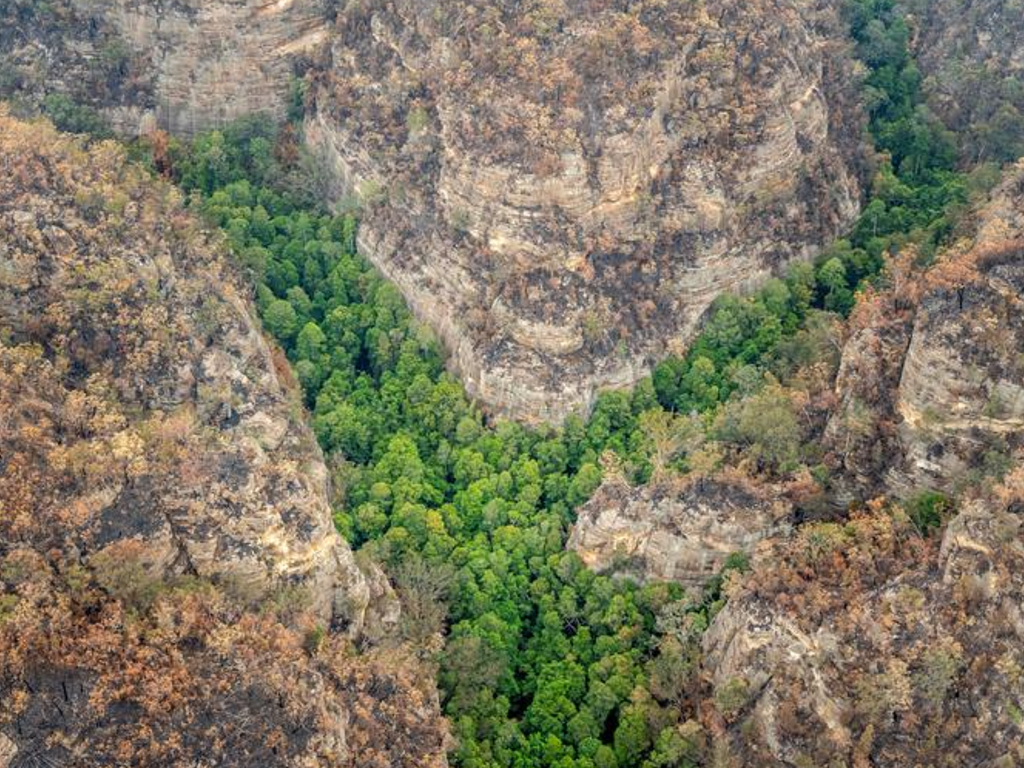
{"left": 826, "top": 162, "right": 1024, "bottom": 500}
{"left": 701, "top": 484, "right": 1024, "bottom": 768}
{"left": 0, "top": 108, "right": 383, "bottom": 635}
{"left": 0, "top": 111, "right": 448, "bottom": 767}
{"left": 4, "top": 0, "right": 867, "bottom": 424}
{"left": 567, "top": 474, "right": 792, "bottom": 587}
{"left": 1, "top": 0, "right": 330, "bottom": 136}
{"left": 705, "top": 166, "right": 1024, "bottom": 765}
{"left": 80, "top": 0, "right": 332, "bottom": 136}
{"left": 306, "top": 0, "right": 865, "bottom": 423}
{"left": 886, "top": 243, "right": 1024, "bottom": 497}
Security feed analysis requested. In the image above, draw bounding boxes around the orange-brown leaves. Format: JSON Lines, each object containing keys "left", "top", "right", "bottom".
{"left": 748, "top": 504, "right": 934, "bottom": 627}
{"left": 923, "top": 242, "right": 983, "bottom": 298}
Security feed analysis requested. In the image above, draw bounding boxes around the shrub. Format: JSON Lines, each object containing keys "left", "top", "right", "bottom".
{"left": 905, "top": 490, "right": 953, "bottom": 534}
{"left": 42, "top": 94, "right": 112, "bottom": 138}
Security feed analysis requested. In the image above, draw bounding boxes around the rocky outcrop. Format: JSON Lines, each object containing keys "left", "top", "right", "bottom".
{"left": 822, "top": 294, "right": 914, "bottom": 503}
{"left": 1, "top": 0, "right": 330, "bottom": 136}
{"left": 903, "top": 0, "right": 1024, "bottom": 161}
{"left": 701, "top": 487, "right": 1024, "bottom": 768}
{"left": 0, "top": 109, "right": 448, "bottom": 767}
{"left": 704, "top": 163, "right": 1024, "bottom": 768}
{"left": 567, "top": 475, "right": 793, "bottom": 586}
{"left": 885, "top": 246, "right": 1024, "bottom": 496}
{"left": 306, "top": 0, "right": 864, "bottom": 423}
{"left": 826, "top": 162, "right": 1024, "bottom": 500}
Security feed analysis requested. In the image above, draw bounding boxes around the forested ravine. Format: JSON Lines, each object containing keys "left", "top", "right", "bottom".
{"left": 4, "top": 0, "right": 1021, "bottom": 763}
{"left": 128, "top": 0, "right": 990, "bottom": 765}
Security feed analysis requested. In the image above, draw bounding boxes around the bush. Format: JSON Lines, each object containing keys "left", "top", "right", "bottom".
{"left": 905, "top": 490, "right": 953, "bottom": 534}
{"left": 42, "top": 94, "right": 112, "bottom": 138}
{"left": 714, "top": 677, "right": 750, "bottom": 720}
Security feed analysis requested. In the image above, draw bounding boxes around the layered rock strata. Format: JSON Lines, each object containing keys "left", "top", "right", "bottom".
{"left": 79, "top": 0, "right": 332, "bottom": 135}
{"left": 307, "top": 0, "right": 865, "bottom": 422}
{"left": 826, "top": 161, "right": 1024, "bottom": 499}
{"left": 1, "top": 0, "right": 331, "bottom": 136}
{"left": 567, "top": 475, "right": 793, "bottom": 586}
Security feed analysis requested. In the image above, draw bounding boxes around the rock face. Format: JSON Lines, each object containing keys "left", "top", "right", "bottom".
{"left": 0, "top": 109, "right": 389, "bottom": 635}
{"left": 886, "top": 246, "right": 1024, "bottom": 496}
{"left": 904, "top": 0, "right": 1024, "bottom": 161}
{"left": 0, "top": 110, "right": 448, "bottom": 767}
{"left": 822, "top": 294, "right": 914, "bottom": 503}
{"left": 0, "top": 1, "right": 154, "bottom": 122}
{"left": 82, "top": 0, "right": 331, "bottom": 136}
{"left": 701, "top": 489, "right": 1024, "bottom": 768}
{"left": 1, "top": 0, "right": 331, "bottom": 136}
{"left": 306, "top": 0, "right": 864, "bottom": 423}
{"left": 567, "top": 475, "right": 792, "bottom": 587}
{"left": 4, "top": 0, "right": 865, "bottom": 423}
{"left": 826, "top": 162, "right": 1024, "bottom": 500}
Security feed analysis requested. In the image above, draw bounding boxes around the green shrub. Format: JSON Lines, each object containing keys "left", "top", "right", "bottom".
{"left": 906, "top": 490, "right": 953, "bottom": 534}
{"left": 42, "top": 94, "right": 112, "bottom": 138}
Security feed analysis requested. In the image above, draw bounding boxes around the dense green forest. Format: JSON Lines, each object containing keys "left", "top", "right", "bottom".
{"left": 132, "top": 1, "right": 975, "bottom": 764}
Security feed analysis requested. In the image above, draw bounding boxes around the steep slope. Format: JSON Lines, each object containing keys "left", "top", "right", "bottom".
{"left": 0, "top": 0, "right": 330, "bottom": 136}
{"left": 701, "top": 486, "right": 1024, "bottom": 768}
{"left": 79, "top": 0, "right": 332, "bottom": 136}
{"left": 903, "top": 0, "right": 1024, "bottom": 162}
{"left": 306, "top": 0, "right": 865, "bottom": 422}
{"left": 0, "top": 108, "right": 383, "bottom": 635}
{"left": 825, "top": 161, "right": 1024, "bottom": 500}
{"left": 0, "top": 0, "right": 153, "bottom": 131}
{"left": 697, "top": 162, "right": 1024, "bottom": 768}
{"left": 0, "top": 110, "right": 448, "bottom": 767}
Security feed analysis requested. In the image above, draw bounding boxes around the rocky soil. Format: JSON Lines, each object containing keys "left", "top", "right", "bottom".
{"left": 0, "top": 107, "right": 382, "bottom": 634}
{"left": 0, "top": 0, "right": 155, "bottom": 123}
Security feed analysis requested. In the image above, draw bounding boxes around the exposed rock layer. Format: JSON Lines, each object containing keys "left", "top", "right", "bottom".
{"left": 3, "top": 0, "right": 866, "bottom": 423}
{"left": 307, "top": 0, "right": 864, "bottom": 422}
{"left": 79, "top": 0, "right": 331, "bottom": 136}
{"left": 1, "top": 0, "right": 331, "bottom": 136}
{"left": 567, "top": 475, "right": 792, "bottom": 586}
{"left": 826, "top": 162, "right": 1024, "bottom": 500}
{"left": 887, "top": 248, "right": 1024, "bottom": 496}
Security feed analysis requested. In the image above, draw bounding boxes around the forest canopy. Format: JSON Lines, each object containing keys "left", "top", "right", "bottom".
{"left": 110, "top": 0, "right": 981, "bottom": 764}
